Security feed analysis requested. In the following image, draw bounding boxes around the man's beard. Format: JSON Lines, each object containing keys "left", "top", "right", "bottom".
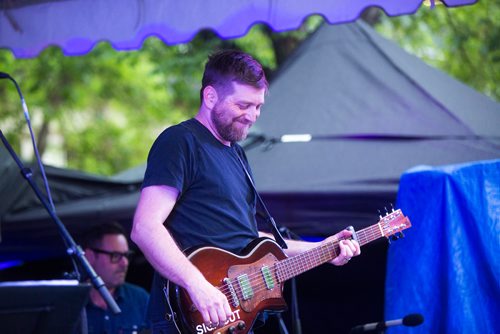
{"left": 211, "top": 103, "right": 250, "bottom": 142}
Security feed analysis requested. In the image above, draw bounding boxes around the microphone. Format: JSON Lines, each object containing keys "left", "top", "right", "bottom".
{"left": 350, "top": 313, "right": 424, "bottom": 333}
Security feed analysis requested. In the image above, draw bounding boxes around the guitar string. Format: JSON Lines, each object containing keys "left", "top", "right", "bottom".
{"left": 215, "top": 226, "right": 384, "bottom": 301}
{"left": 217, "top": 238, "right": 351, "bottom": 302}
{"left": 213, "top": 223, "right": 391, "bottom": 302}
{"left": 244, "top": 219, "right": 404, "bottom": 298}
{"left": 217, "top": 245, "right": 338, "bottom": 301}
{"left": 273, "top": 216, "right": 400, "bottom": 287}
{"left": 272, "top": 223, "right": 386, "bottom": 282}
{"left": 214, "top": 236, "right": 347, "bottom": 299}
{"left": 214, "top": 240, "right": 340, "bottom": 300}
{"left": 225, "top": 228, "right": 386, "bottom": 300}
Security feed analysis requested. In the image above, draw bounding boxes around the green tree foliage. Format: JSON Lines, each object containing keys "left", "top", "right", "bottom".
{"left": 376, "top": 0, "right": 499, "bottom": 101}
{"left": 0, "top": 37, "right": 223, "bottom": 174}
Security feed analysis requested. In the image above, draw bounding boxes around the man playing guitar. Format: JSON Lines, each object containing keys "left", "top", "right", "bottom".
{"left": 131, "top": 50, "right": 361, "bottom": 334}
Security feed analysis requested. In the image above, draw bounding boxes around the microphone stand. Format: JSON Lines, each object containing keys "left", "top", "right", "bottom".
{"left": 0, "top": 74, "right": 120, "bottom": 318}
{"left": 0, "top": 131, "right": 121, "bottom": 315}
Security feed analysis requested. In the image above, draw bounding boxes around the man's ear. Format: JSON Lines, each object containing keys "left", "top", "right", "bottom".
{"left": 203, "top": 85, "right": 218, "bottom": 109}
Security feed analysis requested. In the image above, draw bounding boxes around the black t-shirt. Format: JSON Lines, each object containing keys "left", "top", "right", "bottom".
{"left": 142, "top": 118, "right": 259, "bottom": 324}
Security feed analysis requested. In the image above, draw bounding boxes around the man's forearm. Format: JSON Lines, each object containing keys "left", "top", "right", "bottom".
{"left": 131, "top": 219, "right": 205, "bottom": 289}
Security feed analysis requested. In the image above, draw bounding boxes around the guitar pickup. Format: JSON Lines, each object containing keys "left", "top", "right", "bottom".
{"left": 237, "top": 274, "right": 254, "bottom": 301}
{"left": 261, "top": 265, "right": 275, "bottom": 290}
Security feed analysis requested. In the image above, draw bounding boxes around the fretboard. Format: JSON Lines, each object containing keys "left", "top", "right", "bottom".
{"left": 275, "top": 223, "right": 385, "bottom": 282}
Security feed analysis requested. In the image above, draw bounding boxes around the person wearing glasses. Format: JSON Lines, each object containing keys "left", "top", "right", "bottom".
{"left": 81, "top": 222, "right": 150, "bottom": 334}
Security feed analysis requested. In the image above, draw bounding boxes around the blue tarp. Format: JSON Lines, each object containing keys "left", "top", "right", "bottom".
{"left": 385, "top": 159, "right": 500, "bottom": 334}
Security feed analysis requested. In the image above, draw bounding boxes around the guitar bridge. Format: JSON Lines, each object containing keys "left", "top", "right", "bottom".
{"left": 223, "top": 278, "right": 240, "bottom": 307}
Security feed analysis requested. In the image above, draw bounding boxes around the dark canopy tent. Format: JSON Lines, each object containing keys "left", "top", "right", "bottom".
{"left": 0, "top": 157, "right": 143, "bottom": 261}
{"left": 244, "top": 20, "right": 500, "bottom": 237}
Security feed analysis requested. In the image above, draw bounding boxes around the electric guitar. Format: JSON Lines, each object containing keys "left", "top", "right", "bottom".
{"left": 166, "top": 209, "right": 411, "bottom": 334}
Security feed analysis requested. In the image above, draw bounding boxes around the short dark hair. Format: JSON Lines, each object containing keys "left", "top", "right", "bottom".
{"left": 200, "top": 50, "right": 268, "bottom": 102}
{"left": 80, "top": 222, "right": 126, "bottom": 249}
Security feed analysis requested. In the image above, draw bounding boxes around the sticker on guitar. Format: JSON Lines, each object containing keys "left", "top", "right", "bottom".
{"left": 195, "top": 309, "right": 242, "bottom": 334}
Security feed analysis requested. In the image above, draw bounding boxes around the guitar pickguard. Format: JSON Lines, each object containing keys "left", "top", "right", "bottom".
{"left": 227, "top": 252, "right": 283, "bottom": 313}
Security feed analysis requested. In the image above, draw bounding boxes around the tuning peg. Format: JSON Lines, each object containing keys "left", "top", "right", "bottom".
{"left": 398, "top": 231, "right": 405, "bottom": 238}
{"left": 389, "top": 203, "right": 395, "bottom": 212}
{"left": 378, "top": 209, "right": 383, "bottom": 219}
{"left": 384, "top": 206, "right": 389, "bottom": 215}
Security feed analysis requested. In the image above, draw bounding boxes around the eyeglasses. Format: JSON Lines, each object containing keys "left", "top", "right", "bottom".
{"left": 90, "top": 248, "right": 134, "bottom": 263}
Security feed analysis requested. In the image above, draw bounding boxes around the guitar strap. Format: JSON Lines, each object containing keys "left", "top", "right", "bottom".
{"left": 233, "top": 146, "right": 288, "bottom": 249}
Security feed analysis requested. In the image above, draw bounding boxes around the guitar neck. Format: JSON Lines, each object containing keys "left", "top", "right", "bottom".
{"left": 275, "top": 223, "right": 385, "bottom": 282}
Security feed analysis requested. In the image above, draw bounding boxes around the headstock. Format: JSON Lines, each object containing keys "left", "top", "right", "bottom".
{"left": 378, "top": 209, "right": 411, "bottom": 241}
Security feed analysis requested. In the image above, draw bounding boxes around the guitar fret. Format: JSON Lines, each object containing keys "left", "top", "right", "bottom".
{"left": 274, "top": 211, "right": 408, "bottom": 283}
{"left": 355, "top": 224, "right": 384, "bottom": 246}
{"left": 276, "top": 240, "right": 340, "bottom": 281}
{"left": 280, "top": 224, "right": 390, "bottom": 282}
{"left": 377, "top": 222, "right": 384, "bottom": 237}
